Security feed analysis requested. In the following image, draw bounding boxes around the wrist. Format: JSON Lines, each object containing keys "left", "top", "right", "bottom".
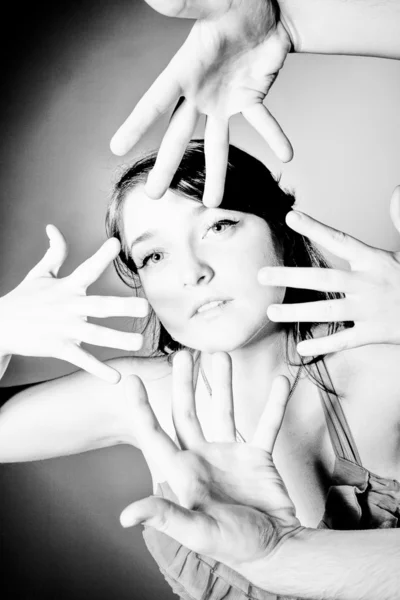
{"left": 238, "top": 525, "right": 313, "bottom": 595}
{"left": 279, "top": 0, "right": 400, "bottom": 59}
{"left": 276, "top": 1, "right": 296, "bottom": 53}
{"left": 278, "top": 0, "right": 303, "bottom": 53}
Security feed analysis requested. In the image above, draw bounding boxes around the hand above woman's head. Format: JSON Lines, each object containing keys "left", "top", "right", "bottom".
{"left": 259, "top": 186, "right": 400, "bottom": 356}
{"left": 0, "top": 225, "right": 148, "bottom": 383}
{"left": 110, "top": 0, "right": 293, "bottom": 207}
{"left": 120, "top": 350, "right": 301, "bottom": 571}
{"left": 142, "top": 0, "right": 232, "bottom": 19}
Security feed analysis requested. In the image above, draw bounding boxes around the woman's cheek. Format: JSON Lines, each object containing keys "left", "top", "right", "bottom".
{"left": 141, "top": 274, "right": 179, "bottom": 323}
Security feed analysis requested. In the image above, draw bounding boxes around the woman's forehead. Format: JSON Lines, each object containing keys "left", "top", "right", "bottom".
{"left": 122, "top": 185, "right": 206, "bottom": 243}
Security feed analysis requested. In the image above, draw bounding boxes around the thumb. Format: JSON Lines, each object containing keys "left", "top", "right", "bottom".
{"left": 389, "top": 185, "right": 400, "bottom": 235}
{"left": 120, "top": 496, "right": 215, "bottom": 554}
{"left": 25, "top": 225, "right": 68, "bottom": 280}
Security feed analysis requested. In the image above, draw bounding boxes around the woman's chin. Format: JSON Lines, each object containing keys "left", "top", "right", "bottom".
{"left": 182, "top": 332, "right": 254, "bottom": 354}
{"left": 178, "top": 319, "right": 280, "bottom": 354}
{"left": 195, "top": 341, "right": 240, "bottom": 354}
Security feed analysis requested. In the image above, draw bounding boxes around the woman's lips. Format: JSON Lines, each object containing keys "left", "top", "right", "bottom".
{"left": 194, "top": 299, "right": 231, "bottom": 317}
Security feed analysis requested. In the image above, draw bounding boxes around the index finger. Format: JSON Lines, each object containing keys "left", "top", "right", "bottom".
{"left": 210, "top": 353, "right": 236, "bottom": 442}
{"left": 286, "top": 211, "right": 372, "bottom": 265}
{"left": 125, "top": 375, "right": 180, "bottom": 478}
{"left": 172, "top": 351, "right": 205, "bottom": 449}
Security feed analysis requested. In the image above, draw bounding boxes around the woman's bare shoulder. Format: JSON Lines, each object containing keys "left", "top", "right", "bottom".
{"left": 326, "top": 343, "right": 400, "bottom": 421}
{"left": 106, "top": 354, "right": 172, "bottom": 382}
{"left": 329, "top": 343, "right": 400, "bottom": 381}
{"left": 311, "top": 324, "right": 400, "bottom": 392}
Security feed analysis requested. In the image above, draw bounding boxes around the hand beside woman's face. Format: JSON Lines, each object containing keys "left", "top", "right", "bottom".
{"left": 123, "top": 186, "right": 285, "bottom": 352}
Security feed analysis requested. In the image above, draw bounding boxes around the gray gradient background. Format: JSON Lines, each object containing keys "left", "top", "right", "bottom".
{"left": 0, "top": 0, "right": 399, "bottom": 598}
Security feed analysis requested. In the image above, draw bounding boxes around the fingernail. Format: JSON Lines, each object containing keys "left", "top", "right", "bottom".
{"left": 105, "top": 370, "right": 121, "bottom": 385}
{"left": 267, "top": 305, "right": 279, "bottom": 320}
{"left": 109, "top": 136, "right": 125, "bottom": 157}
{"left": 296, "top": 343, "right": 310, "bottom": 356}
{"left": 202, "top": 193, "right": 221, "bottom": 209}
{"left": 286, "top": 210, "right": 303, "bottom": 223}
{"left": 107, "top": 237, "right": 121, "bottom": 253}
{"left": 135, "top": 298, "right": 149, "bottom": 318}
{"left": 131, "top": 334, "right": 143, "bottom": 351}
{"left": 285, "top": 211, "right": 305, "bottom": 230}
{"left": 45, "top": 225, "right": 53, "bottom": 245}
{"left": 202, "top": 198, "right": 218, "bottom": 208}
{"left": 120, "top": 512, "right": 134, "bottom": 528}
{"left": 145, "top": 173, "right": 164, "bottom": 200}
{"left": 258, "top": 268, "right": 273, "bottom": 285}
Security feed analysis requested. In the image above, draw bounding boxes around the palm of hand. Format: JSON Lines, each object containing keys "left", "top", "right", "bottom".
{"left": 164, "top": 445, "right": 298, "bottom": 566}
{"left": 0, "top": 277, "right": 72, "bottom": 357}
{"left": 123, "top": 356, "right": 302, "bottom": 567}
{"left": 361, "top": 248, "right": 400, "bottom": 344}
{"left": 175, "top": 12, "right": 290, "bottom": 118}
{"left": 0, "top": 227, "right": 146, "bottom": 381}
{"left": 111, "top": 0, "right": 293, "bottom": 205}
{"left": 170, "top": 442, "right": 298, "bottom": 530}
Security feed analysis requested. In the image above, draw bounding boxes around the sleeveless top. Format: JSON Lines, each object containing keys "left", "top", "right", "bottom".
{"left": 142, "top": 360, "right": 400, "bottom": 600}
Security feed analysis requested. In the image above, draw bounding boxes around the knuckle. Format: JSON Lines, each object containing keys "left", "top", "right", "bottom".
{"left": 323, "top": 301, "right": 334, "bottom": 319}
{"left": 154, "top": 501, "right": 171, "bottom": 534}
{"left": 67, "top": 324, "right": 86, "bottom": 344}
{"left": 216, "top": 407, "right": 234, "bottom": 421}
{"left": 57, "top": 341, "right": 76, "bottom": 358}
{"left": 337, "top": 328, "right": 354, "bottom": 351}
{"left": 256, "top": 517, "right": 277, "bottom": 552}
{"left": 379, "top": 252, "right": 400, "bottom": 278}
{"left": 331, "top": 228, "right": 347, "bottom": 245}
{"left": 337, "top": 337, "right": 350, "bottom": 352}
{"left": 327, "top": 270, "right": 344, "bottom": 290}
{"left": 179, "top": 409, "right": 196, "bottom": 423}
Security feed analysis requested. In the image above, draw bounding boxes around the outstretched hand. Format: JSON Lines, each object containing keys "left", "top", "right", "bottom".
{"left": 0, "top": 226, "right": 148, "bottom": 383}
{"left": 121, "top": 351, "right": 301, "bottom": 573}
{"left": 110, "top": 0, "right": 293, "bottom": 207}
{"left": 259, "top": 186, "right": 400, "bottom": 356}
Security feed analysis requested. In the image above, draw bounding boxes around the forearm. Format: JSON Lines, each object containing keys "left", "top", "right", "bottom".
{"left": 280, "top": 0, "right": 400, "bottom": 59}
{"left": 244, "top": 526, "right": 400, "bottom": 600}
{"left": 0, "top": 374, "right": 135, "bottom": 463}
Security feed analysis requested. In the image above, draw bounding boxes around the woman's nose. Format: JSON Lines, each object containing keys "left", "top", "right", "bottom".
{"left": 181, "top": 252, "right": 214, "bottom": 287}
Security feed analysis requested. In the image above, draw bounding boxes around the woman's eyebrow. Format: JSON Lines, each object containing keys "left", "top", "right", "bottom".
{"left": 129, "top": 203, "right": 211, "bottom": 252}
{"left": 129, "top": 230, "right": 157, "bottom": 252}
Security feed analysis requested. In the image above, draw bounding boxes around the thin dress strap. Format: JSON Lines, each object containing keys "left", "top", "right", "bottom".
{"left": 313, "top": 360, "right": 363, "bottom": 466}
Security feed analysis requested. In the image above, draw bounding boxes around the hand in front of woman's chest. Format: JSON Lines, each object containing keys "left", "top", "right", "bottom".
{"left": 193, "top": 357, "right": 334, "bottom": 526}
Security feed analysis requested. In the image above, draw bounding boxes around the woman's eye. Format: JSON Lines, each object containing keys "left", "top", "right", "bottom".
{"left": 139, "top": 251, "right": 164, "bottom": 269}
{"left": 208, "top": 219, "right": 239, "bottom": 235}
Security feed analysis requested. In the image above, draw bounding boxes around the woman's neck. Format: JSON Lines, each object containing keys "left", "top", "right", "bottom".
{"left": 200, "top": 325, "right": 298, "bottom": 438}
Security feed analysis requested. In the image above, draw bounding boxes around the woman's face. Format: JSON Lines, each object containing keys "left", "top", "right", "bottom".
{"left": 123, "top": 186, "right": 285, "bottom": 353}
